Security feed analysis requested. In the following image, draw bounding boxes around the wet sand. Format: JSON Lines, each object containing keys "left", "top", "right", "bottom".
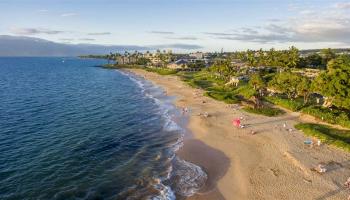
{"left": 127, "top": 68, "right": 350, "bottom": 200}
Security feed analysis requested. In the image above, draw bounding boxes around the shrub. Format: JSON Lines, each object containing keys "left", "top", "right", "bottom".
{"left": 145, "top": 67, "right": 178, "bottom": 75}
{"left": 301, "top": 106, "right": 350, "bottom": 128}
{"left": 103, "top": 64, "right": 143, "bottom": 69}
{"left": 242, "top": 106, "right": 285, "bottom": 117}
{"left": 235, "top": 85, "right": 256, "bottom": 99}
{"left": 295, "top": 123, "right": 350, "bottom": 152}
{"left": 205, "top": 91, "right": 240, "bottom": 104}
{"left": 265, "top": 96, "right": 305, "bottom": 111}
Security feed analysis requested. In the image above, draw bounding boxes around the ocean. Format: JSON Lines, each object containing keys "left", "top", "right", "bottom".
{"left": 0, "top": 57, "right": 206, "bottom": 200}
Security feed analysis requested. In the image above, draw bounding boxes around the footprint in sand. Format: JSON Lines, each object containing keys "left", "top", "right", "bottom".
{"left": 269, "top": 168, "right": 280, "bottom": 177}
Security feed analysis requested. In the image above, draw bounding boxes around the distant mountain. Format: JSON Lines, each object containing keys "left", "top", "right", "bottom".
{"left": 0, "top": 35, "right": 151, "bottom": 56}
{"left": 0, "top": 35, "right": 202, "bottom": 57}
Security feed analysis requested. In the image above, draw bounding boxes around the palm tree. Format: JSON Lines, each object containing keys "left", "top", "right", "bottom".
{"left": 267, "top": 48, "right": 277, "bottom": 66}
{"left": 246, "top": 50, "right": 257, "bottom": 67}
{"left": 258, "top": 48, "right": 265, "bottom": 66}
{"left": 287, "top": 46, "right": 300, "bottom": 68}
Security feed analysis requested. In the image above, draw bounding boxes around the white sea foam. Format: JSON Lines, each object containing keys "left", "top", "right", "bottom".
{"left": 151, "top": 182, "right": 176, "bottom": 200}
{"left": 118, "top": 70, "right": 146, "bottom": 93}
{"left": 117, "top": 70, "right": 207, "bottom": 199}
{"left": 170, "top": 157, "right": 208, "bottom": 197}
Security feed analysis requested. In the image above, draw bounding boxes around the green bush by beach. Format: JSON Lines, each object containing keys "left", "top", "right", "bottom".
{"left": 102, "top": 64, "right": 144, "bottom": 69}
{"left": 242, "top": 106, "right": 285, "bottom": 117}
{"left": 145, "top": 67, "right": 178, "bottom": 75}
{"left": 235, "top": 85, "right": 256, "bottom": 99}
{"left": 178, "top": 70, "right": 223, "bottom": 89}
{"left": 295, "top": 123, "right": 350, "bottom": 152}
{"left": 205, "top": 90, "right": 240, "bottom": 104}
{"left": 265, "top": 96, "right": 305, "bottom": 111}
{"left": 179, "top": 71, "right": 241, "bottom": 104}
{"left": 301, "top": 106, "right": 350, "bottom": 128}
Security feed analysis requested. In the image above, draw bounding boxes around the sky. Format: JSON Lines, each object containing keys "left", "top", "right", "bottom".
{"left": 1, "top": 0, "right": 350, "bottom": 52}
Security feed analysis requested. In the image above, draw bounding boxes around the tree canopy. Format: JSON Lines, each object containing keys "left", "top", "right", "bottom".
{"left": 313, "top": 55, "right": 350, "bottom": 109}
{"left": 268, "top": 71, "right": 300, "bottom": 99}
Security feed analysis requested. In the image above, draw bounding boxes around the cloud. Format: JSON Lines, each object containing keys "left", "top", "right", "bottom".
{"left": 166, "top": 36, "right": 198, "bottom": 40}
{"left": 287, "top": 3, "right": 300, "bottom": 11}
{"left": 334, "top": 2, "right": 350, "bottom": 9}
{"left": 150, "top": 43, "right": 202, "bottom": 50}
{"left": 240, "top": 27, "right": 259, "bottom": 34}
{"left": 217, "top": 33, "right": 291, "bottom": 44}
{"left": 208, "top": 5, "right": 350, "bottom": 45}
{"left": 203, "top": 32, "right": 234, "bottom": 36}
{"left": 61, "top": 13, "right": 78, "bottom": 17}
{"left": 87, "top": 32, "right": 111, "bottom": 35}
{"left": 37, "top": 9, "right": 48, "bottom": 13}
{"left": 264, "top": 24, "right": 291, "bottom": 34}
{"left": 149, "top": 31, "right": 175, "bottom": 35}
{"left": 266, "top": 18, "right": 282, "bottom": 22}
{"left": 59, "top": 38, "right": 74, "bottom": 41}
{"left": 299, "top": 10, "right": 316, "bottom": 16}
{"left": 10, "top": 27, "right": 64, "bottom": 35}
{"left": 79, "top": 38, "right": 95, "bottom": 41}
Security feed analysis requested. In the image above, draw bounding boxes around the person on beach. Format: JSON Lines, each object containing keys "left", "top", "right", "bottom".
{"left": 345, "top": 177, "right": 350, "bottom": 188}
{"left": 345, "top": 177, "right": 350, "bottom": 200}
{"left": 345, "top": 177, "right": 350, "bottom": 192}
{"left": 232, "top": 119, "right": 241, "bottom": 128}
{"left": 233, "top": 118, "right": 245, "bottom": 128}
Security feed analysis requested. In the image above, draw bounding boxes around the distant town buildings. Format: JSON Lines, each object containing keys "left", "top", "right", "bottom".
{"left": 167, "top": 59, "right": 189, "bottom": 69}
{"left": 111, "top": 48, "right": 350, "bottom": 73}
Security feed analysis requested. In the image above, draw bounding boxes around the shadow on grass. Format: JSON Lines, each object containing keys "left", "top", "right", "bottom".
{"left": 295, "top": 123, "right": 350, "bottom": 152}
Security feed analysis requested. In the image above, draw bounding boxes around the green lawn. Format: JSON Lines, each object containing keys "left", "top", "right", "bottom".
{"left": 301, "top": 106, "right": 350, "bottom": 129}
{"left": 265, "top": 96, "right": 305, "bottom": 111}
{"left": 145, "top": 67, "right": 178, "bottom": 75}
{"left": 265, "top": 96, "right": 350, "bottom": 129}
{"left": 178, "top": 71, "right": 285, "bottom": 116}
{"left": 178, "top": 71, "right": 241, "bottom": 104}
{"left": 295, "top": 123, "right": 350, "bottom": 152}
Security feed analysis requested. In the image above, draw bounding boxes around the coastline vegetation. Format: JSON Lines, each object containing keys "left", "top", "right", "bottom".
{"left": 301, "top": 106, "right": 350, "bottom": 128}
{"left": 177, "top": 70, "right": 284, "bottom": 115}
{"left": 295, "top": 123, "right": 350, "bottom": 152}
{"left": 102, "top": 64, "right": 144, "bottom": 69}
{"left": 145, "top": 67, "right": 178, "bottom": 75}
{"left": 89, "top": 47, "right": 350, "bottom": 126}
{"left": 265, "top": 96, "right": 305, "bottom": 111}
{"left": 81, "top": 47, "right": 350, "bottom": 154}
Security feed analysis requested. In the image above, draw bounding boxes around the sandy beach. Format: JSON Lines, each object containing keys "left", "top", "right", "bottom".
{"left": 127, "top": 68, "right": 350, "bottom": 200}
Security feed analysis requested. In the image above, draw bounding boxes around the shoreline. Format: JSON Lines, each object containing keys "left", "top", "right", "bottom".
{"left": 122, "top": 69, "right": 228, "bottom": 199}
{"left": 126, "top": 68, "right": 350, "bottom": 200}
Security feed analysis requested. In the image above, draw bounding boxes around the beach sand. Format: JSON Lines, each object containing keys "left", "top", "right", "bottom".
{"left": 127, "top": 68, "right": 350, "bottom": 200}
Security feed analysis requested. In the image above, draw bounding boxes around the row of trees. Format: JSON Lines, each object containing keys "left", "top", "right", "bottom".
{"left": 250, "top": 55, "right": 350, "bottom": 110}
{"left": 313, "top": 55, "right": 350, "bottom": 109}
{"left": 268, "top": 71, "right": 311, "bottom": 103}
{"left": 209, "top": 60, "right": 236, "bottom": 80}
{"left": 235, "top": 47, "right": 337, "bottom": 69}
{"left": 236, "top": 46, "right": 300, "bottom": 68}
{"left": 207, "top": 49, "right": 349, "bottom": 110}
